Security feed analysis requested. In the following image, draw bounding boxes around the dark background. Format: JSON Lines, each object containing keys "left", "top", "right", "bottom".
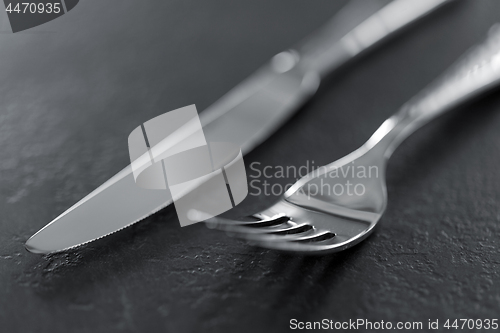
{"left": 1, "top": 1, "right": 499, "bottom": 332}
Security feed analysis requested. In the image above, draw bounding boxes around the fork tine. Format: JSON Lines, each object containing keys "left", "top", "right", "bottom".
{"left": 213, "top": 220, "right": 308, "bottom": 235}
{"left": 235, "top": 228, "right": 333, "bottom": 243}
{"left": 290, "top": 231, "right": 336, "bottom": 242}
{"left": 226, "top": 223, "right": 313, "bottom": 239}
{"left": 263, "top": 223, "right": 313, "bottom": 235}
{"left": 205, "top": 214, "right": 290, "bottom": 229}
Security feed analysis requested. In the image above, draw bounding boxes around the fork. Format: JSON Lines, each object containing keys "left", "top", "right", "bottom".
{"left": 204, "top": 25, "right": 500, "bottom": 254}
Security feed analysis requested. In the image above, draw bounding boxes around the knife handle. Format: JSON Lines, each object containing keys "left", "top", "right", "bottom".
{"left": 296, "top": 0, "right": 454, "bottom": 78}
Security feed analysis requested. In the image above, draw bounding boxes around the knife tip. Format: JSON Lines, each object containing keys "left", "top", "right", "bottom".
{"left": 25, "top": 236, "right": 52, "bottom": 255}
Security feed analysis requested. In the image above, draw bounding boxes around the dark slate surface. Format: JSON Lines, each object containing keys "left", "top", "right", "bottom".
{"left": 1, "top": 1, "right": 499, "bottom": 332}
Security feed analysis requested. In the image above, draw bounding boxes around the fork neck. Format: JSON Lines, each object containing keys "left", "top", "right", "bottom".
{"left": 363, "top": 104, "right": 432, "bottom": 160}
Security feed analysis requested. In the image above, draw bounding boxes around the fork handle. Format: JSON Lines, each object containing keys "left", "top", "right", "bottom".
{"left": 370, "top": 24, "right": 500, "bottom": 157}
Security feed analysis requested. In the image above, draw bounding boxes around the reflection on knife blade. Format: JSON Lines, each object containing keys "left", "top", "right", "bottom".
{"left": 25, "top": 0, "right": 455, "bottom": 254}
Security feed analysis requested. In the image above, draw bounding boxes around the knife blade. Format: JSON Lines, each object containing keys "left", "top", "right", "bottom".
{"left": 25, "top": 0, "right": 454, "bottom": 254}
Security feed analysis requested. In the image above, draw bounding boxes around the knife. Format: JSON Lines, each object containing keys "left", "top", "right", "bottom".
{"left": 25, "top": 0, "right": 454, "bottom": 254}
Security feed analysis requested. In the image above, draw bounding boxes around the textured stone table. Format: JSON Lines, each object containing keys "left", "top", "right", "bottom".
{"left": 1, "top": 1, "right": 499, "bottom": 332}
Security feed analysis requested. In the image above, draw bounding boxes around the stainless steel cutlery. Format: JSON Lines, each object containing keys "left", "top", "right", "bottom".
{"left": 25, "top": 0, "right": 453, "bottom": 254}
